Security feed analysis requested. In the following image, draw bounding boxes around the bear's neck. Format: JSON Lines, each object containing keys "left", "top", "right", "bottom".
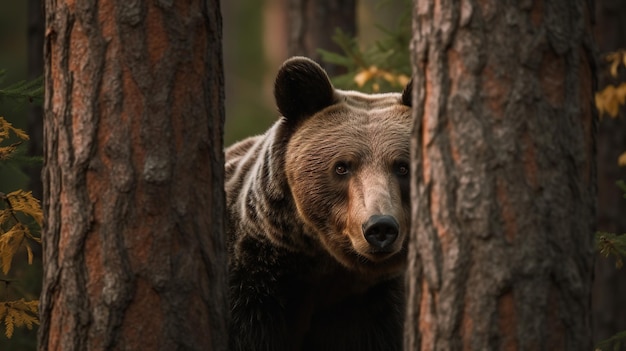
{"left": 226, "top": 122, "right": 322, "bottom": 253}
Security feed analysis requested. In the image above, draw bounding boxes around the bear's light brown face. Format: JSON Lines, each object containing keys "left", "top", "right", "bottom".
{"left": 285, "top": 90, "right": 411, "bottom": 276}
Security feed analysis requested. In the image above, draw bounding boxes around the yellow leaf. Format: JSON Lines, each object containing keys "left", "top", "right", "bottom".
{"left": 0, "top": 224, "right": 26, "bottom": 274}
{"left": 0, "top": 116, "right": 28, "bottom": 141}
{"left": 1, "top": 299, "right": 40, "bottom": 337}
{"left": 4, "top": 308, "right": 15, "bottom": 338}
{"left": 382, "top": 71, "right": 396, "bottom": 84}
{"left": 0, "top": 116, "right": 10, "bottom": 139}
{"left": 354, "top": 69, "right": 374, "bottom": 87}
{"left": 0, "top": 209, "right": 11, "bottom": 224}
{"left": 617, "top": 83, "right": 626, "bottom": 105}
{"left": 26, "top": 243, "right": 33, "bottom": 264}
{"left": 595, "top": 85, "right": 621, "bottom": 118}
{"left": 397, "top": 74, "right": 411, "bottom": 87}
{"left": 7, "top": 299, "right": 39, "bottom": 330}
{"left": 0, "top": 145, "right": 18, "bottom": 161}
{"left": 595, "top": 93, "right": 606, "bottom": 118}
{"left": 10, "top": 127, "right": 29, "bottom": 141}
{"left": 24, "top": 300, "right": 39, "bottom": 314}
{"left": 610, "top": 57, "right": 620, "bottom": 77}
{"left": 618, "top": 151, "right": 626, "bottom": 167}
{"left": 354, "top": 66, "right": 380, "bottom": 87}
{"left": 6, "top": 190, "right": 43, "bottom": 226}
{"left": 606, "top": 51, "right": 622, "bottom": 77}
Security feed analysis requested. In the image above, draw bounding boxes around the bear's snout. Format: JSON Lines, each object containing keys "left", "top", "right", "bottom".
{"left": 362, "top": 215, "right": 399, "bottom": 251}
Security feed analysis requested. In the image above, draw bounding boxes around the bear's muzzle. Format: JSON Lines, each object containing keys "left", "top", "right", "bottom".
{"left": 362, "top": 215, "right": 399, "bottom": 252}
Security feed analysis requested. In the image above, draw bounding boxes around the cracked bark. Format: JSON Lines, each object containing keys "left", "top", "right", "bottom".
{"left": 39, "top": 1, "right": 227, "bottom": 350}
{"left": 405, "top": 1, "right": 596, "bottom": 349}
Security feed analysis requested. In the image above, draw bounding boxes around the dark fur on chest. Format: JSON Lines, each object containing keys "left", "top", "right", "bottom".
{"left": 228, "top": 234, "right": 404, "bottom": 351}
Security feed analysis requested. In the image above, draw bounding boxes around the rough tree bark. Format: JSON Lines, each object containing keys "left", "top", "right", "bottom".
{"left": 592, "top": 0, "right": 626, "bottom": 346}
{"left": 405, "top": 1, "right": 596, "bottom": 349}
{"left": 39, "top": 1, "right": 227, "bottom": 350}
{"left": 286, "top": 0, "right": 356, "bottom": 76}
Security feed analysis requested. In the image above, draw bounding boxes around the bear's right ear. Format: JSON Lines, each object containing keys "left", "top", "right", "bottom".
{"left": 274, "top": 57, "right": 335, "bottom": 125}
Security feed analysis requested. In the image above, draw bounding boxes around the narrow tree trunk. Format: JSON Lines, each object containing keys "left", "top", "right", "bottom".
{"left": 405, "top": 1, "right": 596, "bottom": 349}
{"left": 39, "top": 1, "right": 227, "bottom": 350}
{"left": 286, "top": 0, "right": 356, "bottom": 76}
{"left": 592, "top": 0, "right": 626, "bottom": 346}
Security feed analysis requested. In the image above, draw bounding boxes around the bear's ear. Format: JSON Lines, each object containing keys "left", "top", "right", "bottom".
{"left": 274, "top": 57, "right": 335, "bottom": 124}
{"left": 401, "top": 78, "right": 413, "bottom": 107}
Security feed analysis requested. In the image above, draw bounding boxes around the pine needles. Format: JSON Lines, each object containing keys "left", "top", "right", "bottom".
{"left": 0, "top": 299, "right": 39, "bottom": 338}
{"left": 0, "top": 70, "right": 43, "bottom": 107}
{"left": 0, "top": 115, "right": 42, "bottom": 338}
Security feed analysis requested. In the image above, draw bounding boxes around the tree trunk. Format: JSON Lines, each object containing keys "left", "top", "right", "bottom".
{"left": 286, "top": 0, "right": 356, "bottom": 76}
{"left": 592, "top": 0, "right": 626, "bottom": 346}
{"left": 405, "top": 1, "right": 596, "bottom": 349}
{"left": 38, "top": 1, "right": 227, "bottom": 350}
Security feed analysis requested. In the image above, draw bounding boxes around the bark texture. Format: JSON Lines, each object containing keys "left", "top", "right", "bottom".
{"left": 592, "top": 0, "right": 626, "bottom": 346}
{"left": 406, "top": 1, "right": 596, "bottom": 349}
{"left": 286, "top": 0, "right": 356, "bottom": 76}
{"left": 39, "top": 1, "right": 227, "bottom": 350}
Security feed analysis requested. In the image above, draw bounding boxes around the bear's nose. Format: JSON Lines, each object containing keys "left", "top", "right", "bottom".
{"left": 362, "top": 215, "right": 399, "bottom": 250}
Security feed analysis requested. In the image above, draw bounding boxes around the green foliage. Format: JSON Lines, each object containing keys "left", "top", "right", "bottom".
{"left": 318, "top": 0, "right": 411, "bottom": 93}
{"left": 0, "top": 70, "right": 43, "bottom": 107}
{"left": 596, "top": 231, "right": 626, "bottom": 269}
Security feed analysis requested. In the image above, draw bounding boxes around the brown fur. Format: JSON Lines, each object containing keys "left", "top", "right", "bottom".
{"left": 225, "top": 57, "right": 411, "bottom": 351}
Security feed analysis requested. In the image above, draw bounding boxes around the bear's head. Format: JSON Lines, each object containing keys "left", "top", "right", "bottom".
{"left": 274, "top": 57, "right": 412, "bottom": 277}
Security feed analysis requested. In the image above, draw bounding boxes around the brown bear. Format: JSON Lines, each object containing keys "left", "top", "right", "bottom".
{"left": 225, "top": 56, "right": 412, "bottom": 351}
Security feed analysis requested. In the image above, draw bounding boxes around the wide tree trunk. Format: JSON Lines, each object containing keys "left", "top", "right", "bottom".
{"left": 405, "top": 1, "right": 596, "bottom": 349}
{"left": 592, "top": 0, "right": 626, "bottom": 346}
{"left": 39, "top": 1, "right": 227, "bottom": 350}
{"left": 286, "top": 0, "right": 356, "bottom": 76}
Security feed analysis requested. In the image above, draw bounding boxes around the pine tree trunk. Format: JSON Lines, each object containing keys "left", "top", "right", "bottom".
{"left": 405, "top": 1, "right": 596, "bottom": 349}
{"left": 592, "top": 0, "right": 626, "bottom": 346}
{"left": 38, "top": 1, "right": 227, "bottom": 350}
{"left": 286, "top": 0, "right": 356, "bottom": 76}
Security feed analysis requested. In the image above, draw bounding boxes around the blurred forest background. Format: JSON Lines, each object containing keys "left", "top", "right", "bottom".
{"left": 1, "top": 0, "right": 626, "bottom": 350}
{"left": 221, "top": 0, "right": 408, "bottom": 145}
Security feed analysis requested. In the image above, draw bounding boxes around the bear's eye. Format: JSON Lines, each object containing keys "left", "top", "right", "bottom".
{"left": 335, "top": 162, "right": 350, "bottom": 176}
{"left": 395, "top": 162, "right": 409, "bottom": 177}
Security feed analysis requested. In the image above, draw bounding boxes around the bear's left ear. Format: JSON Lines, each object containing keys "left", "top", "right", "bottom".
{"left": 401, "top": 78, "right": 413, "bottom": 107}
{"left": 274, "top": 57, "right": 336, "bottom": 125}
